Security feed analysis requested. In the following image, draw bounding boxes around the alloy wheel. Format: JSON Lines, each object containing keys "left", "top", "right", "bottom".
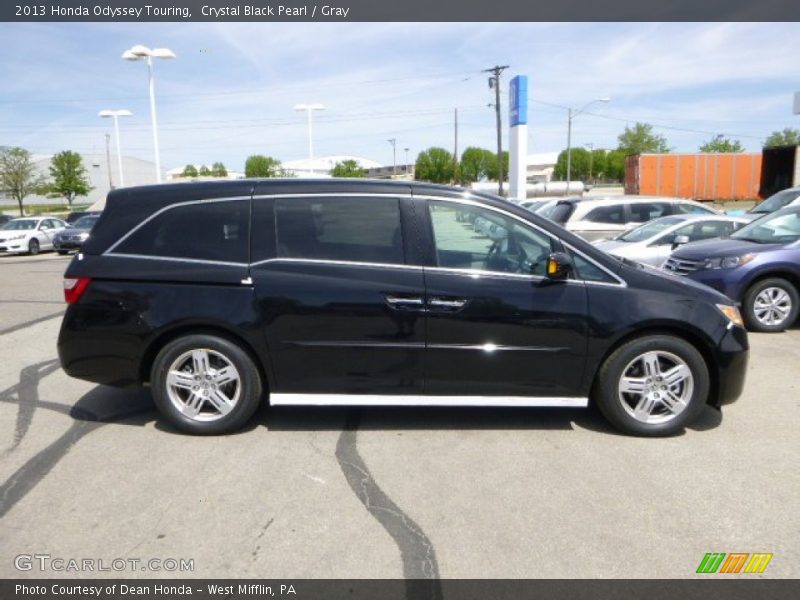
{"left": 753, "top": 287, "right": 792, "bottom": 327}
{"left": 165, "top": 348, "right": 241, "bottom": 422}
{"left": 617, "top": 350, "right": 694, "bottom": 425}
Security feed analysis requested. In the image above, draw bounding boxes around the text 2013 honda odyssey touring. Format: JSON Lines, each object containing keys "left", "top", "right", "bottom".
{"left": 58, "top": 180, "right": 748, "bottom": 436}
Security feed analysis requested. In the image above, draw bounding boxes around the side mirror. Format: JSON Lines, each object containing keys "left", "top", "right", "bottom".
{"left": 545, "top": 251, "right": 573, "bottom": 281}
{"left": 671, "top": 234, "right": 690, "bottom": 250}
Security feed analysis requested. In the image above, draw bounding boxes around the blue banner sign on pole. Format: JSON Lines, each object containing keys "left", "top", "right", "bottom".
{"left": 509, "top": 75, "right": 528, "bottom": 127}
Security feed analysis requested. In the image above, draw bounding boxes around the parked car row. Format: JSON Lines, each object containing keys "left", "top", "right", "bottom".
{"left": 0, "top": 211, "right": 101, "bottom": 256}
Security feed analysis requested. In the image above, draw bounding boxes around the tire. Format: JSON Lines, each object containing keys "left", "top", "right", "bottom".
{"left": 150, "top": 334, "right": 264, "bottom": 435}
{"left": 28, "top": 239, "right": 39, "bottom": 255}
{"left": 593, "top": 335, "right": 710, "bottom": 437}
{"left": 57, "top": 250, "right": 69, "bottom": 256}
{"left": 742, "top": 278, "right": 799, "bottom": 333}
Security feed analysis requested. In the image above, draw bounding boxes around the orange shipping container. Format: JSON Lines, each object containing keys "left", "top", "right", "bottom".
{"left": 624, "top": 153, "right": 762, "bottom": 201}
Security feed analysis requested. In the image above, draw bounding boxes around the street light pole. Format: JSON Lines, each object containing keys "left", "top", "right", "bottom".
{"left": 404, "top": 147, "right": 410, "bottom": 174}
{"left": 122, "top": 45, "right": 175, "bottom": 184}
{"left": 99, "top": 109, "right": 132, "bottom": 188}
{"left": 565, "top": 98, "right": 610, "bottom": 191}
{"left": 293, "top": 103, "right": 325, "bottom": 175}
{"left": 388, "top": 138, "right": 397, "bottom": 176}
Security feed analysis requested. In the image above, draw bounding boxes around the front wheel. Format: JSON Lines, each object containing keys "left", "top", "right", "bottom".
{"left": 150, "top": 334, "right": 264, "bottom": 434}
{"left": 28, "top": 239, "right": 39, "bottom": 255}
{"left": 593, "top": 335, "right": 710, "bottom": 437}
{"left": 742, "top": 278, "right": 798, "bottom": 333}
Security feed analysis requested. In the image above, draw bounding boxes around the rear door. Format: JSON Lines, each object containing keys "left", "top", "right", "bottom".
{"left": 249, "top": 190, "right": 427, "bottom": 397}
{"left": 418, "top": 196, "right": 589, "bottom": 400}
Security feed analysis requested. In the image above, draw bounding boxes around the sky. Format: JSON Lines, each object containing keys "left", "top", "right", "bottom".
{"left": 0, "top": 22, "right": 799, "bottom": 173}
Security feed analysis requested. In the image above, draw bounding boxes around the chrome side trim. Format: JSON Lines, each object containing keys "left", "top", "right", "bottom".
{"left": 102, "top": 253, "right": 247, "bottom": 267}
{"left": 104, "top": 195, "right": 251, "bottom": 254}
{"left": 285, "top": 341, "right": 425, "bottom": 349}
{"left": 428, "top": 343, "right": 568, "bottom": 353}
{"left": 253, "top": 192, "right": 413, "bottom": 200}
{"left": 270, "top": 393, "right": 588, "bottom": 408}
{"left": 250, "top": 257, "right": 423, "bottom": 271}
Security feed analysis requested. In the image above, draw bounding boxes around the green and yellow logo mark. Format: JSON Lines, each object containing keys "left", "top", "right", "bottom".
{"left": 696, "top": 552, "right": 773, "bottom": 574}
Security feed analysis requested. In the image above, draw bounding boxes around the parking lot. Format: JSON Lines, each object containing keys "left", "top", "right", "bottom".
{"left": 0, "top": 251, "right": 797, "bottom": 579}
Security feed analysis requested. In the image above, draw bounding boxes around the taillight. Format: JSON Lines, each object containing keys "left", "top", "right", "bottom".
{"left": 63, "top": 277, "right": 91, "bottom": 304}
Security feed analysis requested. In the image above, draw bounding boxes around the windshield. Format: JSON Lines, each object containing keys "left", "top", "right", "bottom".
{"left": 536, "top": 201, "right": 576, "bottom": 224}
{"left": 750, "top": 189, "right": 800, "bottom": 214}
{"left": 732, "top": 210, "right": 800, "bottom": 244}
{"left": 73, "top": 215, "right": 99, "bottom": 229}
{"left": 617, "top": 216, "right": 684, "bottom": 242}
{"left": 0, "top": 219, "right": 37, "bottom": 231}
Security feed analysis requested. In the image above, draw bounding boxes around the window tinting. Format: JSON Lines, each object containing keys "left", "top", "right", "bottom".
{"left": 114, "top": 199, "right": 249, "bottom": 263}
{"left": 628, "top": 202, "right": 670, "bottom": 223}
{"left": 428, "top": 201, "right": 552, "bottom": 276}
{"left": 585, "top": 205, "right": 625, "bottom": 224}
{"left": 275, "top": 197, "right": 404, "bottom": 265}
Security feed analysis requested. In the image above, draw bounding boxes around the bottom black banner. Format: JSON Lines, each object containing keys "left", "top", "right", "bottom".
{"left": 2, "top": 579, "right": 799, "bottom": 600}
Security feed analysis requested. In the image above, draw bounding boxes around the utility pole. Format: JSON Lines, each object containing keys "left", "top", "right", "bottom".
{"left": 104, "top": 133, "right": 114, "bottom": 189}
{"left": 404, "top": 147, "right": 410, "bottom": 175}
{"left": 387, "top": 138, "right": 397, "bottom": 176}
{"left": 453, "top": 108, "right": 459, "bottom": 183}
{"left": 483, "top": 65, "right": 509, "bottom": 195}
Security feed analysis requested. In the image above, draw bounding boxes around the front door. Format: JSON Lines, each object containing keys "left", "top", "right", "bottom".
{"left": 420, "top": 198, "right": 589, "bottom": 399}
{"left": 250, "top": 193, "right": 426, "bottom": 397}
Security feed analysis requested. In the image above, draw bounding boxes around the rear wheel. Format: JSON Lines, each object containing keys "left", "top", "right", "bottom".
{"left": 742, "top": 278, "right": 798, "bottom": 333}
{"left": 28, "top": 239, "right": 39, "bottom": 255}
{"left": 594, "top": 335, "right": 710, "bottom": 437}
{"left": 150, "top": 334, "right": 263, "bottom": 434}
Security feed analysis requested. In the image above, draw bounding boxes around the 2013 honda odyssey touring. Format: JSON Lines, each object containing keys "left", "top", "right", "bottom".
{"left": 58, "top": 180, "right": 748, "bottom": 436}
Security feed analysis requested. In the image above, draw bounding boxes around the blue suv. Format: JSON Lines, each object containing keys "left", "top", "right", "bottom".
{"left": 665, "top": 205, "right": 800, "bottom": 332}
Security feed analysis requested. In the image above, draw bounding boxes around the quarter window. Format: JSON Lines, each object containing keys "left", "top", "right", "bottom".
{"left": 428, "top": 201, "right": 552, "bottom": 276}
{"left": 114, "top": 200, "right": 249, "bottom": 263}
{"left": 275, "top": 197, "right": 404, "bottom": 265}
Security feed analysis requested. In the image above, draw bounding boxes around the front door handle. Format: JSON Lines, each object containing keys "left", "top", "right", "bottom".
{"left": 429, "top": 297, "right": 468, "bottom": 310}
{"left": 385, "top": 295, "right": 425, "bottom": 310}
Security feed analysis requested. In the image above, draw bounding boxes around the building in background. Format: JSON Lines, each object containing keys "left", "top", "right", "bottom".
{"left": 281, "top": 155, "right": 381, "bottom": 178}
{"left": 526, "top": 152, "right": 559, "bottom": 183}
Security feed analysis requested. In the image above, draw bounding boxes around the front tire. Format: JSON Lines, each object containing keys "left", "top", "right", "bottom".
{"left": 593, "top": 335, "right": 710, "bottom": 437}
{"left": 28, "top": 239, "right": 39, "bottom": 255}
{"left": 742, "top": 278, "right": 798, "bottom": 333}
{"left": 150, "top": 334, "right": 263, "bottom": 434}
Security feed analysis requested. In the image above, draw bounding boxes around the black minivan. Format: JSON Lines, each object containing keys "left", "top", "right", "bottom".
{"left": 58, "top": 180, "right": 748, "bottom": 436}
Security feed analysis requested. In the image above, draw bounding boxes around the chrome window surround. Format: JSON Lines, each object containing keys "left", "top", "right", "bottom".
{"left": 103, "top": 192, "right": 626, "bottom": 287}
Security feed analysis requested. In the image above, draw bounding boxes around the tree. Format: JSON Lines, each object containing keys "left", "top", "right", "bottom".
{"left": 617, "top": 122, "right": 669, "bottom": 155}
{"left": 590, "top": 148, "right": 608, "bottom": 181}
{"left": 699, "top": 135, "right": 744, "bottom": 153}
{"left": 605, "top": 149, "right": 627, "bottom": 182}
{"left": 182, "top": 164, "right": 198, "bottom": 177}
{"left": 459, "top": 147, "right": 495, "bottom": 183}
{"left": 414, "top": 147, "right": 454, "bottom": 183}
{"left": 198, "top": 165, "right": 211, "bottom": 176}
{"left": 211, "top": 162, "right": 228, "bottom": 177}
{"left": 485, "top": 150, "right": 509, "bottom": 183}
{"left": 0, "top": 147, "right": 45, "bottom": 216}
{"left": 764, "top": 128, "right": 800, "bottom": 148}
{"left": 554, "top": 148, "right": 591, "bottom": 181}
{"left": 45, "top": 151, "right": 91, "bottom": 206}
{"left": 331, "top": 159, "right": 367, "bottom": 178}
{"left": 245, "top": 155, "right": 283, "bottom": 178}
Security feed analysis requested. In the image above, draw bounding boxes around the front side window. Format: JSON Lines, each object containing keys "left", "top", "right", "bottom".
{"left": 618, "top": 216, "right": 683, "bottom": 242}
{"left": 751, "top": 189, "right": 800, "bottom": 214}
{"left": 275, "top": 197, "right": 404, "bottom": 265}
{"left": 428, "top": 201, "right": 552, "bottom": 276}
{"left": 114, "top": 199, "right": 249, "bottom": 263}
{"left": 674, "top": 202, "right": 716, "bottom": 215}
{"left": 732, "top": 210, "right": 800, "bottom": 244}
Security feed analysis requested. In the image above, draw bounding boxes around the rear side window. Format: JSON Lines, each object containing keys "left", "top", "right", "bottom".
{"left": 114, "top": 199, "right": 249, "bottom": 263}
{"left": 585, "top": 205, "right": 625, "bottom": 224}
{"left": 628, "top": 202, "right": 670, "bottom": 223}
{"left": 275, "top": 197, "right": 404, "bottom": 265}
{"left": 538, "top": 202, "right": 576, "bottom": 224}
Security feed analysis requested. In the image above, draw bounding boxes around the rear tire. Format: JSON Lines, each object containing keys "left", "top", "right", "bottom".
{"left": 28, "top": 239, "right": 39, "bottom": 255}
{"left": 150, "top": 334, "right": 263, "bottom": 435}
{"left": 593, "top": 335, "right": 710, "bottom": 437}
{"left": 742, "top": 278, "right": 798, "bottom": 333}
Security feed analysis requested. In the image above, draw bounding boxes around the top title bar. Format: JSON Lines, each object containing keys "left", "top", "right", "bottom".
{"left": 2, "top": 0, "right": 800, "bottom": 22}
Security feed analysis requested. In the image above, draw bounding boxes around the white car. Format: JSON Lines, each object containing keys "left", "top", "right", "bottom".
{"left": 0, "top": 217, "right": 68, "bottom": 255}
{"left": 535, "top": 195, "right": 721, "bottom": 241}
{"left": 594, "top": 214, "right": 749, "bottom": 268}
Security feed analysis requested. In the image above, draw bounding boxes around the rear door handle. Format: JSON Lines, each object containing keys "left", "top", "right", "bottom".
{"left": 429, "top": 297, "right": 468, "bottom": 310}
